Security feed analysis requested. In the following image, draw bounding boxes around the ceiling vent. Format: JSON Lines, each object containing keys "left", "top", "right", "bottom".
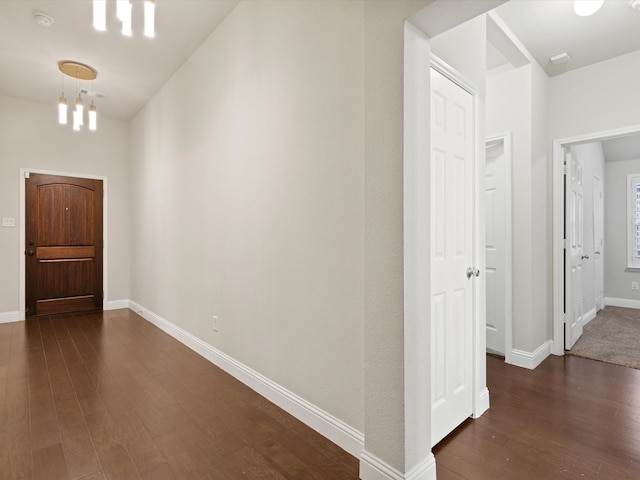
{"left": 550, "top": 52, "right": 571, "bottom": 65}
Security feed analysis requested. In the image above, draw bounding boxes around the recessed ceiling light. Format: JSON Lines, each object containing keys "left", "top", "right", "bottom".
{"left": 550, "top": 52, "right": 571, "bottom": 65}
{"left": 574, "top": 0, "right": 604, "bottom": 16}
{"left": 33, "top": 11, "right": 54, "bottom": 27}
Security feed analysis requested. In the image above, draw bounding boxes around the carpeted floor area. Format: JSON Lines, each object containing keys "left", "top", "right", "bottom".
{"left": 568, "top": 306, "right": 640, "bottom": 369}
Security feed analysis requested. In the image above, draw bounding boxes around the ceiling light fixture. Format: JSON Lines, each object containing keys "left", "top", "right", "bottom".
{"left": 574, "top": 0, "right": 604, "bottom": 16}
{"left": 630, "top": 0, "right": 640, "bottom": 10}
{"left": 57, "top": 61, "right": 99, "bottom": 132}
{"left": 93, "top": 0, "right": 155, "bottom": 38}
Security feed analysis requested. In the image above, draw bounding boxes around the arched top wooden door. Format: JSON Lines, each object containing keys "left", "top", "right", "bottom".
{"left": 25, "top": 173, "right": 103, "bottom": 317}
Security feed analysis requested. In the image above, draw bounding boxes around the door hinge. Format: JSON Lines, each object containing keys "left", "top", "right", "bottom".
{"left": 563, "top": 163, "right": 568, "bottom": 175}
{"left": 102, "top": 291, "right": 104, "bottom": 299}
{"left": 563, "top": 239, "right": 567, "bottom": 249}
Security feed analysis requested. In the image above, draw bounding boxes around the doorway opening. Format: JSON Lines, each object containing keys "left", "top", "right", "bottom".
{"left": 485, "top": 133, "right": 512, "bottom": 360}
{"left": 552, "top": 125, "right": 640, "bottom": 355}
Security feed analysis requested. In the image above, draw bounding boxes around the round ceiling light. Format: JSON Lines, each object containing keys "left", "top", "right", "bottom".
{"left": 574, "top": 0, "right": 604, "bottom": 16}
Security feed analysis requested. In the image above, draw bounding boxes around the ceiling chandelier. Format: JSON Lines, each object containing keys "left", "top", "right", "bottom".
{"left": 57, "top": 61, "right": 99, "bottom": 132}
{"left": 92, "top": 0, "right": 155, "bottom": 38}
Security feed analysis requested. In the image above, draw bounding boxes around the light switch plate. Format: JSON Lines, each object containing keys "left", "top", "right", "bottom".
{"left": 1, "top": 217, "right": 15, "bottom": 227}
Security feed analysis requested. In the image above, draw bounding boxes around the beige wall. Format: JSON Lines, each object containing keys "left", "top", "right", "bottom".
{"left": 0, "top": 94, "right": 130, "bottom": 315}
{"left": 130, "top": 0, "right": 365, "bottom": 432}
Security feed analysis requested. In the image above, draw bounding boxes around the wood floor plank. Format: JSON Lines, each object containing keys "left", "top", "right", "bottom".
{"left": 84, "top": 409, "right": 142, "bottom": 480}
{"left": 32, "top": 443, "right": 69, "bottom": 480}
{"left": 54, "top": 392, "right": 101, "bottom": 479}
{"left": 110, "top": 409, "right": 171, "bottom": 477}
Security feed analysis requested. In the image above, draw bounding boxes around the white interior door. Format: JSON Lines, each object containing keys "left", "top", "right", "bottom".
{"left": 565, "top": 149, "right": 584, "bottom": 350}
{"left": 430, "top": 66, "right": 475, "bottom": 446}
{"left": 593, "top": 176, "right": 604, "bottom": 311}
{"left": 485, "top": 139, "right": 506, "bottom": 355}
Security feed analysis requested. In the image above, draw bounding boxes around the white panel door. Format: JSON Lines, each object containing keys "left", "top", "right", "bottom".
{"left": 485, "top": 140, "right": 506, "bottom": 355}
{"left": 593, "top": 176, "right": 604, "bottom": 312}
{"left": 430, "top": 66, "right": 474, "bottom": 446}
{"left": 565, "top": 149, "right": 584, "bottom": 350}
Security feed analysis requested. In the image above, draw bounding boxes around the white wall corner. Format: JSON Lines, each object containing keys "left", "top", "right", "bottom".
{"left": 604, "top": 297, "right": 640, "bottom": 310}
{"left": 128, "top": 302, "right": 363, "bottom": 458}
{"left": 508, "top": 339, "right": 553, "bottom": 370}
{"left": 105, "top": 299, "right": 130, "bottom": 311}
{"left": 360, "top": 451, "right": 436, "bottom": 480}
{"left": 0, "top": 311, "right": 21, "bottom": 324}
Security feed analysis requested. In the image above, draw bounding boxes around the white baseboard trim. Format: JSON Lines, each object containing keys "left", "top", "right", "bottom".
{"left": 472, "top": 387, "right": 490, "bottom": 419}
{"left": 105, "top": 299, "right": 130, "bottom": 310}
{"left": 128, "top": 301, "right": 364, "bottom": 458}
{"left": 0, "top": 302, "right": 129, "bottom": 321}
{"left": 509, "top": 339, "right": 553, "bottom": 370}
{"left": 0, "top": 311, "right": 21, "bottom": 324}
{"left": 604, "top": 297, "right": 640, "bottom": 309}
{"left": 360, "top": 451, "right": 436, "bottom": 480}
{"left": 583, "top": 307, "right": 597, "bottom": 326}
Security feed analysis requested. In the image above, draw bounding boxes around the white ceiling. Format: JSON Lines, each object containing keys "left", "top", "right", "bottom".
{"left": 494, "top": 0, "right": 640, "bottom": 77}
{"left": 0, "top": 0, "right": 240, "bottom": 120}
{"left": 0, "top": 0, "right": 639, "bottom": 124}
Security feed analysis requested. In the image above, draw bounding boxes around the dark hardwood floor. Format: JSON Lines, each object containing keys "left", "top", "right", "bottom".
{"left": 2, "top": 310, "right": 640, "bottom": 479}
{"left": 0, "top": 310, "right": 358, "bottom": 479}
{"left": 435, "top": 354, "right": 640, "bottom": 479}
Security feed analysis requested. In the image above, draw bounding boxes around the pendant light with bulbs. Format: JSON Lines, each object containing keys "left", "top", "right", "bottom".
{"left": 57, "top": 61, "right": 99, "bottom": 132}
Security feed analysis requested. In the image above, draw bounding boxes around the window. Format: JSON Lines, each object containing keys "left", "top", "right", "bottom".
{"left": 627, "top": 173, "right": 640, "bottom": 269}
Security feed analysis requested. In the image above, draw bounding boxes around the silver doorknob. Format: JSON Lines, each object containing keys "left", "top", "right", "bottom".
{"left": 467, "top": 267, "right": 480, "bottom": 278}
{"left": 581, "top": 255, "right": 589, "bottom": 260}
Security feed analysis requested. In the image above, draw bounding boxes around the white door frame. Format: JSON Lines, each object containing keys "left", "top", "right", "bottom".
{"left": 485, "top": 132, "right": 513, "bottom": 362}
{"left": 552, "top": 124, "right": 640, "bottom": 355}
{"left": 429, "top": 54, "right": 489, "bottom": 421}
{"left": 19, "top": 168, "right": 110, "bottom": 320}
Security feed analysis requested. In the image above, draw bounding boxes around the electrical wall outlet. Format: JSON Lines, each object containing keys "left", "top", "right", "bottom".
{"left": 213, "top": 315, "right": 219, "bottom": 332}
{"left": 632, "top": 282, "right": 639, "bottom": 291}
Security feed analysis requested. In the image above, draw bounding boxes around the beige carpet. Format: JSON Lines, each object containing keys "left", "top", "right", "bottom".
{"left": 568, "top": 306, "right": 640, "bottom": 369}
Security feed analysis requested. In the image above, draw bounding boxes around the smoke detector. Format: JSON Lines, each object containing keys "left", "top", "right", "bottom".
{"left": 80, "top": 89, "right": 106, "bottom": 100}
{"left": 33, "top": 12, "right": 54, "bottom": 27}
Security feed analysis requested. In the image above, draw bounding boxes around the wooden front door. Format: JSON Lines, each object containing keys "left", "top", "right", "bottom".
{"left": 25, "top": 173, "right": 103, "bottom": 317}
